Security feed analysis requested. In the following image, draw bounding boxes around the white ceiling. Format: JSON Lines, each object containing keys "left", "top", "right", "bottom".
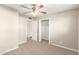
{"left": 5, "top": 4, "right": 79, "bottom": 17}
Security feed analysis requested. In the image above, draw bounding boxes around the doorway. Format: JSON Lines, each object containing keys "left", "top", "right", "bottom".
{"left": 41, "top": 20, "right": 49, "bottom": 43}
{"left": 27, "top": 20, "right": 32, "bottom": 41}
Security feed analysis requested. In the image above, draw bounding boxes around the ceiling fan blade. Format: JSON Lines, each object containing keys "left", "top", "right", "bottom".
{"left": 40, "top": 11, "right": 47, "bottom": 14}
{"left": 31, "top": 4, "right": 37, "bottom": 11}
{"left": 22, "top": 11, "right": 31, "bottom": 14}
{"left": 32, "top": 4, "right": 36, "bottom": 6}
{"left": 39, "top": 4, "right": 44, "bottom": 9}
{"left": 20, "top": 5, "right": 31, "bottom": 9}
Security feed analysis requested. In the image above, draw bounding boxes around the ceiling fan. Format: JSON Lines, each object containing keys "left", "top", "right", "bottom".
{"left": 20, "top": 4, "right": 47, "bottom": 16}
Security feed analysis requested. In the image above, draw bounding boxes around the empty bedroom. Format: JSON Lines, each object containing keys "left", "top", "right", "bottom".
{"left": 0, "top": 4, "right": 79, "bottom": 55}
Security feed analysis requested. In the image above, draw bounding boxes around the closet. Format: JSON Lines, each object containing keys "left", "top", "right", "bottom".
{"left": 41, "top": 20, "right": 49, "bottom": 42}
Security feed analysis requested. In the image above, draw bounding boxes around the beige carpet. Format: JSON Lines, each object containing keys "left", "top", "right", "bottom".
{"left": 4, "top": 39, "right": 78, "bottom": 55}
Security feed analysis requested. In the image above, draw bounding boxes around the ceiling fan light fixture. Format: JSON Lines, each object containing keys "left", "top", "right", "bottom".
{"left": 39, "top": 4, "right": 44, "bottom": 8}
{"left": 21, "top": 4, "right": 47, "bottom": 16}
{"left": 31, "top": 12, "right": 38, "bottom": 17}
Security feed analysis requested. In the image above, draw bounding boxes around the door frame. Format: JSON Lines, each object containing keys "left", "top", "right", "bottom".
{"left": 39, "top": 18, "right": 50, "bottom": 44}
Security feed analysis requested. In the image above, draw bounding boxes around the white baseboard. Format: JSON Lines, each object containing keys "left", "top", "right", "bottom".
{"left": 51, "top": 43, "right": 78, "bottom": 52}
{"left": 19, "top": 41, "right": 27, "bottom": 45}
{"left": 32, "top": 39, "right": 37, "bottom": 42}
{"left": 0, "top": 41, "right": 27, "bottom": 55}
{"left": 0, "top": 46, "right": 19, "bottom": 55}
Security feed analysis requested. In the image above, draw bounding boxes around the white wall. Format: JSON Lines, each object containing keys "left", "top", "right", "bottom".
{"left": 78, "top": 8, "right": 79, "bottom": 53}
{"left": 0, "top": 6, "right": 19, "bottom": 54}
{"left": 49, "top": 9, "right": 78, "bottom": 50}
{"left": 19, "top": 16, "right": 27, "bottom": 44}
